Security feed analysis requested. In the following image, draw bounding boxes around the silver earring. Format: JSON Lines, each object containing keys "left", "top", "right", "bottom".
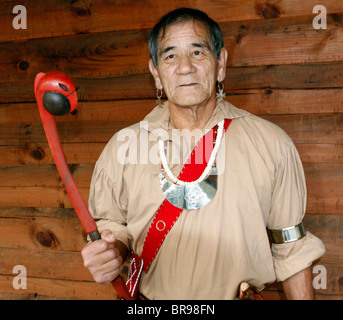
{"left": 216, "top": 82, "right": 226, "bottom": 102}
{"left": 156, "top": 88, "right": 163, "bottom": 107}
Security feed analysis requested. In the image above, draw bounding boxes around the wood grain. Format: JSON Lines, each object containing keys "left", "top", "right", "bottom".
{"left": 0, "top": 114, "right": 341, "bottom": 146}
{"left": 3, "top": 0, "right": 343, "bottom": 42}
{"left": 1, "top": 210, "right": 341, "bottom": 299}
{"left": 0, "top": 142, "right": 105, "bottom": 165}
{"left": 2, "top": 14, "right": 343, "bottom": 82}
{"left": 0, "top": 142, "right": 340, "bottom": 166}
{"left": 0, "top": 161, "right": 341, "bottom": 214}
{"left": 2, "top": 90, "right": 343, "bottom": 127}
{"left": 2, "top": 61, "right": 343, "bottom": 104}
{"left": 0, "top": 275, "right": 117, "bottom": 300}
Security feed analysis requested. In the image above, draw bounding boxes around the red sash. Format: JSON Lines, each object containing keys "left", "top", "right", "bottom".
{"left": 125, "top": 119, "right": 232, "bottom": 299}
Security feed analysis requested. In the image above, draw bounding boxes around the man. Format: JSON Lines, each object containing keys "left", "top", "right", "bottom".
{"left": 81, "top": 8, "right": 325, "bottom": 300}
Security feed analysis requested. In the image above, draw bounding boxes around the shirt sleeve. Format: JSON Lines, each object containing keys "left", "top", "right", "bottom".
{"left": 88, "top": 159, "right": 131, "bottom": 251}
{"left": 267, "top": 141, "right": 325, "bottom": 282}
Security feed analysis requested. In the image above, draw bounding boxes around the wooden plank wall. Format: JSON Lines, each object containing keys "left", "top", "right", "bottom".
{"left": 0, "top": 0, "right": 342, "bottom": 300}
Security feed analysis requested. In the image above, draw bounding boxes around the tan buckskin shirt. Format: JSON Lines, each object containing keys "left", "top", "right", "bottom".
{"left": 88, "top": 100, "right": 325, "bottom": 299}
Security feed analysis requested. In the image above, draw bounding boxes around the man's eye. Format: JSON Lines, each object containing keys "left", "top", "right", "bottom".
{"left": 193, "top": 50, "right": 202, "bottom": 56}
{"left": 166, "top": 54, "right": 176, "bottom": 60}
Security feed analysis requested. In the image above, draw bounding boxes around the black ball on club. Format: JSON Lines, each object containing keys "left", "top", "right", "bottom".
{"left": 42, "top": 91, "right": 71, "bottom": 115}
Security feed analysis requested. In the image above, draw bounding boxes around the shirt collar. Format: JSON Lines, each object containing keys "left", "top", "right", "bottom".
{"left": 205, "top": 99, "right": 250, "bottom": 129}
{"left": 142, "top": 99, "right": 250, "bottom": 138}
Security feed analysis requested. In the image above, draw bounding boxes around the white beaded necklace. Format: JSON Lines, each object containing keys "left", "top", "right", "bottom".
{"left": 158, "top": 120, "right": 225, "bottom": 186}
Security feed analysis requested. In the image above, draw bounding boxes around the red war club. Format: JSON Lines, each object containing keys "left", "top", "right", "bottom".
{"left": 34, "top": 72, "right": 133, "bottom": 300}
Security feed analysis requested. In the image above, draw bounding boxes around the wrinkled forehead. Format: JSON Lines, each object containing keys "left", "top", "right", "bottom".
{"left": 157, "top": 20, "right": 212, "bottom": 52}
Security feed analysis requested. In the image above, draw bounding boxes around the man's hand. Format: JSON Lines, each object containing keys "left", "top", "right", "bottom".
{"left": 81, "top": 230, "right": 127, "bottom": 284}
{"left": 282, "top": 266, "right": 315, "bottom": 300}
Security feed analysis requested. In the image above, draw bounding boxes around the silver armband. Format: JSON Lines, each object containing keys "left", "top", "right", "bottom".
{"left": 267, "top": 222, "right": 306, "bottom": 244}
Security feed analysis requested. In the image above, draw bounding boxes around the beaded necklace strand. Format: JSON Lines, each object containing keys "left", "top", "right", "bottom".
{"left": 158, "top": 120, "right": 224, "bottom": 186}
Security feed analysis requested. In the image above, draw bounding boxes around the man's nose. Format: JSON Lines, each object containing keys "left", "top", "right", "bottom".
{"left": 177, "top": 54, "right": 195, "bottom": 74}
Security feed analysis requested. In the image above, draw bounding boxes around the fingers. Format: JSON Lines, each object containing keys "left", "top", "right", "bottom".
{"left": 81, "top": 230, "right": 123, "bottom": 284}
{"left": 101, "top": 229, "right": 117, "bottom": 244}
{"left": 91, "top": 252, "right": 123, "bottom": 284}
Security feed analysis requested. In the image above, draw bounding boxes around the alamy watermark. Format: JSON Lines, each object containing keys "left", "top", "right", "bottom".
{"left": 313, "top": 5, "right": 327, "bottom": 29}
{"left": 116, "top": 122, "right": 227, "bottom": 173}
{"left": 10, "top": 5, "right": 327, "bottom": 31}
{"left": 12, "top": 5, "right": 27, "bottom": 30}
{"left": 11, "top": 264, "right": 327, "bottom": 291}
{"left": 12, "top": 265, "right": 27, "bottom": 290}
{"left": 312, "top": 264, "right": 327, "bottom": 290}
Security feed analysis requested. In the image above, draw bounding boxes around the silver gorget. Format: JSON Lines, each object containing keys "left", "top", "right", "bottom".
{"left": 159, "top": 167, "right": 218, "bottom": 210}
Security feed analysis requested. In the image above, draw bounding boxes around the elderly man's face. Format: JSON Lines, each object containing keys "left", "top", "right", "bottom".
{"left": 149, "top": 20, "right": 227, "bottom": 108}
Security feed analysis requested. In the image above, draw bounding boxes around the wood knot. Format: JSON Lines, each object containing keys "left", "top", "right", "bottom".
{"left": 17, "top": 60, "right": 29, "bottom": 71}
{"left": 70, "top": 0, "right": 92, "bottom": 17}
{"left": 74, "top": 8, "right": 91, "bottom": 16}
{"left": 30, "top": 147, "right": 45, "bottom": 161}
{"left": 256, "top": 2, "right": 281, "bottom": 19}
{"left": 265, "top": 89, "right": 273, "bottom": 95}
{"left": 36, "top": 230, "right": 59, "bottom": 248}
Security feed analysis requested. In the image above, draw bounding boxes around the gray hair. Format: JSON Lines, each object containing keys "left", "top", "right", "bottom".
{"left": 149, "top": 7, "right": 224, "bottom": 67}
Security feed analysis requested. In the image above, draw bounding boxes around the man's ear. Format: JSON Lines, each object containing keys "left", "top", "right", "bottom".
{"left": 149, "top": 59, "right": 163, "bottom": 90}
{"left": 217, "top": 48, "right": 228, "bottom": 83}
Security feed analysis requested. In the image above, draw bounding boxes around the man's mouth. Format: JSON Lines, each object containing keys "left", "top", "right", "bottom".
{"left": 178, "top": 83, "right": 198, "bottom": 87}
